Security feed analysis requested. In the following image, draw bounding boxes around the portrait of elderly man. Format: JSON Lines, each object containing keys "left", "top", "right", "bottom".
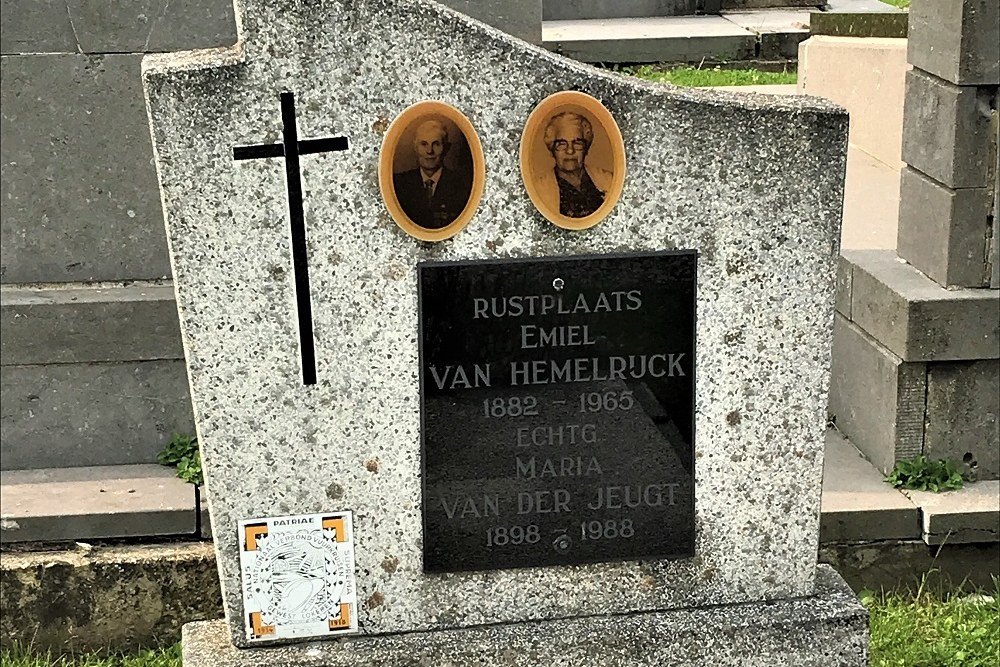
{"left": 537, "top": 111, "right": 613, "bottom": 219}
{"left": 393, "top": 118, "right": 472, "bottom": 230}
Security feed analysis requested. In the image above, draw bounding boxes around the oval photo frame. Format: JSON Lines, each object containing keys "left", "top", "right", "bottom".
{"left": 520, "top": 91, "right": 626, "bottom": 230}
{"left": 379, "top": 101, "right": 486, "bottom": 242}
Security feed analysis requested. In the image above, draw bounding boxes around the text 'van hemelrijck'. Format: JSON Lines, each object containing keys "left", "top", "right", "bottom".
{"left": 509, "top": 353, "right": 686, "bottom": 386}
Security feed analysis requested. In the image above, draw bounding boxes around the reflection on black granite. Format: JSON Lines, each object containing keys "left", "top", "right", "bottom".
{"left": 419, "top": 252, "right": 696, "bottom": 572}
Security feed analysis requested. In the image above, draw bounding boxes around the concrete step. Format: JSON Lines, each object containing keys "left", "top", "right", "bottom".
{"left": 821, "top": 427, "right": 919, "bottom": 542}
{"left": 0, "top": 360, "right": 196, "bottom": 469}
{"left": 541, "top": 0, "right": 903, "bottom": 64}
{"left": 1, "top": 282, "right": 183, "bottom": 366}
{"left": 837, "top": 249, "right": 999, "bottom": 364}
{"left": 0, "top": 464, "right": 200, "bottom": 543}
{"left": 541, "top": 10, "right": 812, "bottom": 63}
{"left": 902, "top": 483, "right": 1000, "bottom": 545}
{"left": 542, "top": 0, "right": 826, "bottom": 21}
{"left": 4, "top": 536, "right": 997, "bottom": 655}
{"left": 723, "top": 9, "right": 813, "bottom": 57}
{"left": 821, "top": 427, "right": 999, "bottom": 545}
{"left": 542, "top": 15, "right": 760, "bottom": 63}
{"left": 0, "top": 282, "right": 194, "bottom": 470}
{"left": 823, "top": 0, "right": 902, "bottom": 12}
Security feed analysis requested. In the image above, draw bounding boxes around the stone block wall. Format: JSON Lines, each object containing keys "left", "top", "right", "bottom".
{"left": 896, "top": 0, "right": 999, "bottom": 288}
{"left": 830, "top": 250, "right": 1000, "bottom": 480}
{"left": 830, "top": 0, "right": 1000, "bottom": 482}
{"left": 906, "top": 0, "right": 999, "bottom": 86}
{"left": 0, "top": 1, "right": 238, "bottom": 469}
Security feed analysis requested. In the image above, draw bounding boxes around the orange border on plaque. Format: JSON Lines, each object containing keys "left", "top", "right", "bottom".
{"left": 328, "top": 603, "right": 352, "bottom": 630}
{"left": 243, "top": 523, "right": 269, "bottom": 551}
{"left": 322, "top": 516, "right": 347, "bottom": 541}
{"left": 249, "top": 611, "right": 276, "bottom": 637}
{"left": 519, "top": 91, "right": 627, "bottom": 231}
{"left": 378, "top": 101, "right": 486, "bottom": 242}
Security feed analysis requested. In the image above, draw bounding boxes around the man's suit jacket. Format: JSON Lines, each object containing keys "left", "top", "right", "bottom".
{"left": 393, "top": 167, "right": 472, "bottom": 229}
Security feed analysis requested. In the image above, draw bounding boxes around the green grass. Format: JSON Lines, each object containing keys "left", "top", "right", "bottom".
{"left": 879, "top": 0, "right": 910, "bottom": 8}
{"left": 864, "top": 580, "right": 1000, "bottom": 667}
{"left": 624, "top": 64, "right": 797, "bottom": 87}
{"left": 0, "top": 644, "right": 180, "bottom": 667}
{"left": 4, "top": 582, "right": 998, "bottom": 666}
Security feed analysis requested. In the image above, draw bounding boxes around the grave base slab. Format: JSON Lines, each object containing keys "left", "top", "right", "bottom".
{"left": 181, "top": 564, "right": 867, "bottom": 667}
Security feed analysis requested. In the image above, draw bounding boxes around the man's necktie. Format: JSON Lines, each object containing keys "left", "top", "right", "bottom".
{"left": 424, "top": 179, "right": 434, "bottom": 201}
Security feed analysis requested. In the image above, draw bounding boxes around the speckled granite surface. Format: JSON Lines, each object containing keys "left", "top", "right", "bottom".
{"left": 143, "top": 0, "right": 848, "bottom": 649}
{"left": 182, "top": 565, "right": 868, "bottom": 666}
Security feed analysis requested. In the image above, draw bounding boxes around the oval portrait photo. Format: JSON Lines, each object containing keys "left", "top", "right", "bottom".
{"left": 520, "top": 91, "right": 626, "bottom": 230}
{"left": 379, "top": 101, "right": 485, "bottom": 242}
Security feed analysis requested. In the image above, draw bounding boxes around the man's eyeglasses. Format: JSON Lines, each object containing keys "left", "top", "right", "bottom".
{"left": 552, "top": 139, "right": 587, "bottom": 152}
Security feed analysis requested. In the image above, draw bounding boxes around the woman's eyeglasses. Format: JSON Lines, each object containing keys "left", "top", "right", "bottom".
{"left": 552, "top": 139, "right": 587, "bottom": 152}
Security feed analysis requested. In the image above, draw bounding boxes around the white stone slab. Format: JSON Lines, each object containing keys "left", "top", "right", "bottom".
{"left": 904, "top": 482, "right": 1000, "bottom": 545}
{"left": 798, "top": 36, "right": 908, "bottom": 169}
{"left": 143, "top": 0, "right": 848, "bottom": 648}
{"left": 840, "top": 146, "right": 901, "bottom": 250}
{"left": 542, "top": 16, "right": 755, "bottom": 41}
{"left": 542, "top": 16, "right": 758, "bottom": 63}
{"left": 820, "top": 428, "right": 919, "bottom": 541}
{"left": 0, "top": 465, "right": 197, "bottom": 542}
{"left": 721, "top": 10, "right": 812, "bottom": 34}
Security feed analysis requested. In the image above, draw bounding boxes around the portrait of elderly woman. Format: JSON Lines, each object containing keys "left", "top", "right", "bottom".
{"left": 537, "top": 111, "right": 614, "bottom": 219}
{"left": 520, "top": 92, "right": 624, "bottom": 230}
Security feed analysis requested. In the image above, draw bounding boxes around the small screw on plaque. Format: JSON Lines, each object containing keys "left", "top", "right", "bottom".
{"left": 552, "top": 277, "right": 564, "bottom": 291}
{"left": 552, "top": 533, "right": 571, "bottom": 553}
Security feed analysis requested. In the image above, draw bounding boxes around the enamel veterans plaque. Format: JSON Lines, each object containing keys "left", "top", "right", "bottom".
{"left": 419, "top": 252, "right": 696, "bottom": 572}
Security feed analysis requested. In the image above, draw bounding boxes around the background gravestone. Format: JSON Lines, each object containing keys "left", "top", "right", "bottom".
{"left": 143, "top": 0, "right": 866, "bottom": 663}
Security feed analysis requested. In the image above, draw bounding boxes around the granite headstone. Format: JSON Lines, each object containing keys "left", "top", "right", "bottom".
{"left": 143, "top": 0, "right": 867, "bottom": 663}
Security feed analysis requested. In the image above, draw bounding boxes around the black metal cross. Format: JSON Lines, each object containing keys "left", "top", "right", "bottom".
{"left": 234, "top": 91, "right": 349, "bottom": 386}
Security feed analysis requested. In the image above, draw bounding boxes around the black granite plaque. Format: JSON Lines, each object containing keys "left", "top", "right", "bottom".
{"left": 419, "top": 251, "right": 696, "bottom": 572}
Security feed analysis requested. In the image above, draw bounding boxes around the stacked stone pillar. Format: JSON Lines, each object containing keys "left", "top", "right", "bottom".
{"left": 829, "top": 0, "right": 1000, "bottom": 480}
{"left": 898, "top": 0, "right": 999, "bottom": 288}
